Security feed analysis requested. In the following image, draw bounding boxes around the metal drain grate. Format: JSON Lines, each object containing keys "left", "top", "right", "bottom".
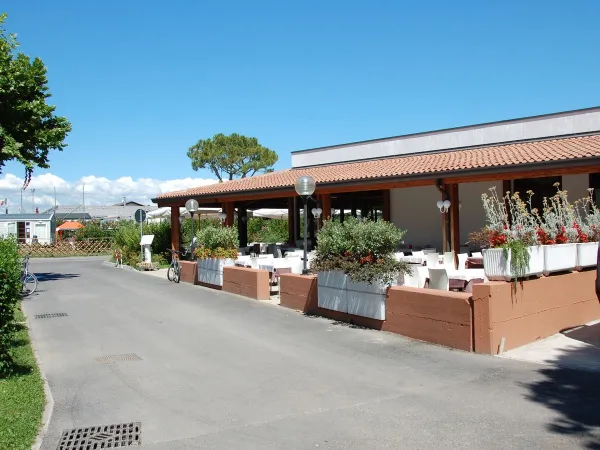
{"left": 35, "top": 313, "right": 68, "bottom": 319}
{"left": 94, "top": 353, "right": 142, "bottom": 365}
{"left": 57, "top": 422, "right": 141, "bottom": 449}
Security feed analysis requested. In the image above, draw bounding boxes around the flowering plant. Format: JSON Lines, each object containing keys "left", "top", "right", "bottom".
{"left": 193, "top": 225, "right": 239, "bottom": 260}
{"left": 572, "top": 189, "right": 600, "bottom": 242}
{"left": 533, "top": 184, "right": 578, "bottom": 245}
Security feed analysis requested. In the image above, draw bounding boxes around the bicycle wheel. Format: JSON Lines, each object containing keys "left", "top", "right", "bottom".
{"left": 22, "top": 273, "right": 37, "bottom": 296}
{"left": 173, "top": 264, "right": 180, "bottom": 283}
{"left": 167, "top": 265, "right": 174, "bottom": 282}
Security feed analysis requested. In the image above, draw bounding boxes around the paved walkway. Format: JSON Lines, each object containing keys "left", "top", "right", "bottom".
{"left": 24, "top": 258, "right": 600, "bottom": 449}
{"left": 501, "top": 320, "right": 600, "bottom": 373}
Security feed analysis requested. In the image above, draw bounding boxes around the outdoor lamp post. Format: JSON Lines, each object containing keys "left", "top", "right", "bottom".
{"left": 295, "top": 175, "right": 317, "bottom": 275}
{"left": 185, "top": 199, "right": 199, "bottom": 254}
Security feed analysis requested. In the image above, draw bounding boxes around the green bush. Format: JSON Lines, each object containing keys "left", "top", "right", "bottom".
{"left": 75, "top": 221, "right": 112, "bottom": 241}
{"left": 247, "top": 217, "right": 288, "bottom": 243}
{"left": 312, "top": 217, "right": 410, "bottom": 285}
{"left": 0, "top": 237, "right": 23, "bottom": 377}
{"left": 196, "top": 225, "right": 239, "bottom": 251}
{"left": 110, "top": 221, "right": 171, "bottom": 267}
{"left": 181, "top": 217, "right": 220, "bottom": 246}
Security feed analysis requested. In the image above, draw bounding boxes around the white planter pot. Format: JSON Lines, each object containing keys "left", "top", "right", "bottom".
{"left": 483, "top": 246, "right": 544, "bottom": 281}
{"left": 543, "top": 243, "right": 577, "bottom": 275}
{"left": 317, "top": 270, "right": 391, "bottom": 320}
{"left": 197, "top": 258, "right": 234, "bottom": 286}
{"left": 576, "top": 242, "right": 599, "bottom": 270}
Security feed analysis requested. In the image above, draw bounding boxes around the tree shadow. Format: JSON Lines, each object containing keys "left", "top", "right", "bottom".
{"left": 522, "top": 323, "right": 600, "bottom": 448}
{"left": 35, "top": 272, "right": 80, "bottom": 282}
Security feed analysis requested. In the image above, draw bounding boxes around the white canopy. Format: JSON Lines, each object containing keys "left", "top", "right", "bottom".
{"left": 146, "top": 207, "right": 289, "bottom": 221}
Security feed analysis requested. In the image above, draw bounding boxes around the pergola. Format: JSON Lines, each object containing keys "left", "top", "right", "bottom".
{"left": 153, "top": 134, "right": 600, "bottom": 253}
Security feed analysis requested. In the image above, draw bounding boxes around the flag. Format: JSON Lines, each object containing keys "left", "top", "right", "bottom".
{"left": 0, "top": 199, "right": 4, "bottom": 206}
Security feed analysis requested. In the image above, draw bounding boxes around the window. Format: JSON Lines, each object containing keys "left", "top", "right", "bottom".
{"left": 7, "top": 222, "right": 16, "bottom": 235}
{"left": 35, "top": 223, "right": 46, "bottom": 239}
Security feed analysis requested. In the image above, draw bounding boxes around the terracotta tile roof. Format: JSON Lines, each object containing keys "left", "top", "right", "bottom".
{"left": 156, "top": 134, "right": 600, "bottom": 200}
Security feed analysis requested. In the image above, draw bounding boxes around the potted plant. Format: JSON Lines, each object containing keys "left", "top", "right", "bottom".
{"left": 534, "top": 184, "right": 578, "bottom": 275}
{"left": 480, "top": 188, "right": 544, "bottom": 281}
{"left": 194, "top": 225, "right": 238, "bottom": 286}
{"left": 573, "top": 190, "right": 600, "bottom": 270}
{"left": 311, "top": 217, "right": 411, "bottom": 320}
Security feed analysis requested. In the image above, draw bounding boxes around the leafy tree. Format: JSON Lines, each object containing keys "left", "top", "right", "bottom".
{"left": 0, "top": 236, "right": 22, "bottom": 376}
{"left": 0, "top": 13, "right": 71, "bottom": 175}
{"left": 187, "top": 133, "right": 278, "bottom": 181}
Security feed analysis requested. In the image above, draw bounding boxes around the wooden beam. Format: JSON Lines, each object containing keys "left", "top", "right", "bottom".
{"left": 320, "top": 193, "right": 331, "bottom": 221}
{"left": 238, "top": 206, "right": 248, "bottom": 247}
{"left": 170, "top": 206, "right": 180, "bottom": 252}
{"left": 287, "top": 197, "right": 296, "bottom": 246}
{"left": 224, "top": 202, "right": 234, "bottom": 227}
{"left": 382, "top": 189, "right": 391, "bottom": 222}
{"left": 449, "top": 184, "right": 460, "bottom": 259}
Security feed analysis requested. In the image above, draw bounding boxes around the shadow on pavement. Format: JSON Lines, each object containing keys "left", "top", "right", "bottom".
{"left": 35, "top": 272, "right": 80, "bottom": 282}
{"left": 522, "top": 341, "right": 600, "bottom": 448}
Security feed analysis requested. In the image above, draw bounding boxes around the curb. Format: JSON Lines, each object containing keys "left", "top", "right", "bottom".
{"left": 26, "top": 309, "right": 54, "bottom": 450}
{"left": 101, "top": 260, "right": 135, "bottom": 271}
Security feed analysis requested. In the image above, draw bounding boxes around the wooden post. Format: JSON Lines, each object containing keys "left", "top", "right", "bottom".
{"left": 320, "top": 193, "right": 331, "bottom": 221}
{"left": 224, "top": 202, "right": 234, "bottom": 227}
{"left": 170, "top": 206, "right": 180, "bottom": 252}
{"left": 382, "top": 189, "right": 391, "bottom": 222}
{"left": 449, "top": 183, "right": 460, "bottom": 263}
{"left": 287, "top": 197, "right": 296, "bottom": 246}
{"left": 238, "top": 206, "right": 248, "bottom": 247}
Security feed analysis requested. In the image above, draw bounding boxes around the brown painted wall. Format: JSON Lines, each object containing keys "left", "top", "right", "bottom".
{"left": 222, "top": 266, "right": 270, "bottom": 300}
{"left": 279, "top": 274, "right": 473, "bottom": 350}
{"left": 384, "top": 287, "right": 473, "bottom": 351}
{"left": 179, "top": 261, "right": 197, "bottom": 284}
{"left": 472, "top": 270, "right": 600, "bottom": 354}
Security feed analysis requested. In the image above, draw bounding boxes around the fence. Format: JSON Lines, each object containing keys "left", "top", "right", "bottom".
{"left": 18, "top": 239, "right": 113, "bottom": 258}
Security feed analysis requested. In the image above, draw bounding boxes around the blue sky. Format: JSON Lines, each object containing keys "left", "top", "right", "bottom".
{"left": 2, "top": 0, "right": 600, "bottom": 207}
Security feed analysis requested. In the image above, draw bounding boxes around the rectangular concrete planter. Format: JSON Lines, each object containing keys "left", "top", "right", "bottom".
{"left": 543, "top": 243, "right": 577, "bottom": 275}
{"left": 197, "top": 258, "right": 235, "bottom": 286}
{"left": 317, "top": 271, "right": 388, "bottom": 320}
{"left": 178, "top": 260, "right": 197, "bottom": 284}
{"left": 222, "top": 266, "right": 270, "bottom": 300}
{"left": 576, "top": 241, "right": 599, "bottom": 270}
{"left": 483, "top": 245, "right": 544, "bottom": 281}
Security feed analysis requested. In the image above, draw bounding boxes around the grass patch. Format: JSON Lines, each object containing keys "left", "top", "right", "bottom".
{"left": 0, "top": 305, "right": 45, "bottom": 450}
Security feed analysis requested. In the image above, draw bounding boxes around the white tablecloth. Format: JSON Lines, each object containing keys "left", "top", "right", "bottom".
{"left": 446, "top": 269, "right": 486, "bottom": 282}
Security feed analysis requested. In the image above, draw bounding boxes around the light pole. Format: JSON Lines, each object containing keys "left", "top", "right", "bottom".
{"left": 31, "top": 189, "right": 35, "bottom": 213}
{"left": 185, "top": 199, "right": 199, "bottom": 255}
{"left": 295, "top": 175, "right": 316, "bottom": 275}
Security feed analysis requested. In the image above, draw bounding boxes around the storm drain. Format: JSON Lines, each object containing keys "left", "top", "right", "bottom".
{"left": 57, "top": 422, "right": 141, "bottom": 449}
{"left": 94, "top": 353, "right": 142, "bottom": 365}
{"left": 35, "top": 313, "right": 68, "bottom": 319}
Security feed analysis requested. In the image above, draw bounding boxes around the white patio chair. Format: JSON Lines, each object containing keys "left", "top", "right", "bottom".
{"left": 411, "top": 251, "right": 425, "bottom": 259}
{"left": 457, "top": 253, "right": 468, "bottom": 270}
{"left": 428, "top": 267, "right": 449, "bottom": 291}
{"left": 443, "top": 251, "right": 455, "bottom": 269}
{"left": 472, "top": 251, "right": 482, "bottom": 258}
{"left": 426, "top": 253, "right": 439, "bottom": 268}
{"left": 423, "top": 248, "right": 437, "bottom": 255}
{"left": 399, "top": 265, "right": 422, "bottom": 287}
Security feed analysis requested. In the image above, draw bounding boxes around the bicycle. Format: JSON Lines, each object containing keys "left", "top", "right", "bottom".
{"left": 167, "top": 248, "right": 187, "bottom": 283}
{"left": 21, "top": 255, "right": 38, "bottom": 296}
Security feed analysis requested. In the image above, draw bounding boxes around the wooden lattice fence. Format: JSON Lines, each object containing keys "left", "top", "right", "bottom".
{"left": 18, "top": 239, "right": 113, "bottom": 257}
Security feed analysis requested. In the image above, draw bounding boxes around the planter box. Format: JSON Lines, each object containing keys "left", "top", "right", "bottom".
{"left": 317, "top": 271, "right": 390, "bottom": 320}
{"left": 576, "top": 242, "right": 599, "bottom": 270}
{"left": 543, "top": 243, "right": 577, "bottom": 275}
{"left": 483, "top": 246, "right": 544, "bottom": 281}
{"left": 197, "top": 258, "right": 235, "bottom": 286}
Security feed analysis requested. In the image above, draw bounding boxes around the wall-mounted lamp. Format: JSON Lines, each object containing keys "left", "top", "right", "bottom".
{"left": 311, "top": 207, "right": 323, "bottom": 218}
{"left": 218, "top": 211, "right": 227, "bottom": 222}
{"left": 436, "top": 199, "right": 451, "bottom": 213}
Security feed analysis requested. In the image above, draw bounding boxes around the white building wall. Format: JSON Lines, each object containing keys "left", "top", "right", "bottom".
{"left": 459, "top": 181, "right": 503, "bottom": 246}
{"left": 562, "top": 174, "right": 590, "bottom": 201}
{"left": 390, "top": 186, "right": 443, "bottom": 250}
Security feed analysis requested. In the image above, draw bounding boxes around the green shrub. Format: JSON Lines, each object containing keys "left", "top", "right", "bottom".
{"left": 110, "top": 221, "right": 171, "bottom": 267}
{"left": 247, "top": 217, "right": 288, "bottom": 243}
{"left": 194, "top": 225, "right": 239, "bottom": 259}
{"left": 312, "top": 217, "right": 410, "bottom": 285}
{"left": 75, "top": 221, "right": 112, "bottom": 241}
{"left": 0, "top": 237, "right": 23, "bottom": 377}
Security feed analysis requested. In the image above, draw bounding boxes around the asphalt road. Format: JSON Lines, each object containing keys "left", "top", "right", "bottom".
{"left": 23, "top": 258, "right": 600, "bottom": 449}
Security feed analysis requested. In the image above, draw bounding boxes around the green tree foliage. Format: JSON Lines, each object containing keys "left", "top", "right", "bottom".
{"left": 0, "top": 237, "right": 23, "bottom": 376}
{"left": 187, "top": 133, "right": 278, "bottom": 181}
{"left": 247, "top": 217, "right": 288, "bottom": 243}
{"left": 74, "top": 222, "right": 112, "bottom": 241}
{"left": 0, "top": 13, "right": 71, "bottom": 174}
{"left": 180, "top": 217, "right": 220, "bottom": 246}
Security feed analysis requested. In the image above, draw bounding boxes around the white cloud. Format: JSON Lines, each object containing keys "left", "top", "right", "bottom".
{"left": 0, "top": 172, "right": 217, "bottom": 213}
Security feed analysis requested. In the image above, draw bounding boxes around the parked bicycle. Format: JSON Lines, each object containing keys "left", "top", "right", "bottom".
{"left": 167, "top": 248, "right": 187, "bottom": 283}
{"left": 21, "top": 255, "right": 38, "bottom": 296}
